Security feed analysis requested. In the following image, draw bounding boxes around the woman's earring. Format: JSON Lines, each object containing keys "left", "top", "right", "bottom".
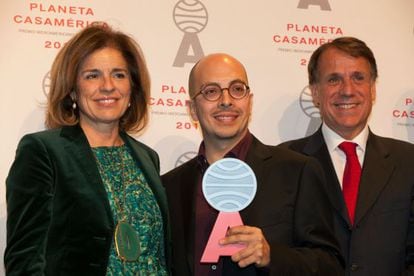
{"left": 128, "top": 102, "right": 131, "bottom": 107}
{"left": 71, "top": 91, "right": 77, "bottom": 109}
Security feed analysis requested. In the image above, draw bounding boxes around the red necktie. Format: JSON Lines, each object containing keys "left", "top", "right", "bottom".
{"left": 338, "top": 142, "right": 361, "bottom": 225}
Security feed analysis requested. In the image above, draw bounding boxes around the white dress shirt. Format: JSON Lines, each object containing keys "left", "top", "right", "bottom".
{"left": 321, "top": 124, "right": 368, "bottom": 189}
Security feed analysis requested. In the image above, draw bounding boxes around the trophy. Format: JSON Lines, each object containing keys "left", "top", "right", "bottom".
{"left": 201, "top": 158, "right": 257, "bottom": 263}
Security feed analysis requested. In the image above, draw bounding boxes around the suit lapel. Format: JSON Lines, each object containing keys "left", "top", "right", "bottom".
{"left": 61, "top": 125, "right": 114, "bottom": 225}
{"left": 302, "top": 129, "right": 350, "bottom": 225}
{"left": 121, "top": 132, "right": 176, "bottom": 270}
{"left": 122, "top": 134, "right": 169, "bottom": 225}
{"left": 243, "top": 136, "right": 269, "bottom": 223}
{"left": 176, "top": 159, "right": 199, "bottom": 275}
{"left": 354, "top": 132, "right": 394, "bottom": 224}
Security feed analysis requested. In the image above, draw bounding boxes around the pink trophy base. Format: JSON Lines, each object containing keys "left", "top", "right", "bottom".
{"left": 200, "top": 211, "right": 246, "bottom": 263}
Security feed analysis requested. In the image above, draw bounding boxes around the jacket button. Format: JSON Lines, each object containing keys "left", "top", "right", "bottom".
{"left": 350, "top": 264, "right": 359, "bottom": 271}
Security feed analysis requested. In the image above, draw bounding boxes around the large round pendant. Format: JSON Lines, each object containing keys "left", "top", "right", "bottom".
{"left": 114, "top": 221, "right": 140, "bottom": 261}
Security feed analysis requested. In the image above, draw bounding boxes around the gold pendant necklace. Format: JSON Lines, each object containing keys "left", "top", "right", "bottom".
{"left": 95, "top": 145, "right": 140, "bottom": 262}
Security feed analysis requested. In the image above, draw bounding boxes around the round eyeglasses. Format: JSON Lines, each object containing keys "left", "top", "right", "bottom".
{"left": 192, "top": 81, "right": 250, "bottom": 102}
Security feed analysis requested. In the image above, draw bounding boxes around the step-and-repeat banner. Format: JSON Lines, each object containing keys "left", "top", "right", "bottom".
{"left": 1, "top": 0, "right": 413, "bottom": 273}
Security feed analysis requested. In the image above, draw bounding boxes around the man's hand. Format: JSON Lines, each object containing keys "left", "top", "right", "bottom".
{"left": 219, "top": 225, "right": 270, "bottom": 268}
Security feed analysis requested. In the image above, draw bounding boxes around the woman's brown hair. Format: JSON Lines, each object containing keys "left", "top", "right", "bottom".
{"left": 46, "top": 22, "right": 150, "bottom": 133}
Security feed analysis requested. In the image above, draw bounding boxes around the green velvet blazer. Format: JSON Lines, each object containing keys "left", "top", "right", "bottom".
{"left": 4, "top": 125, "right": 171, "bottom": 275}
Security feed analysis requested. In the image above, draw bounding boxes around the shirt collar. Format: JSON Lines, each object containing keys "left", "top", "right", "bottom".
{"left": 322, "top": 123, "right": 369, "bottom": 153}
{"left": 196, "top": 130, "right": 253, "bottom": 172}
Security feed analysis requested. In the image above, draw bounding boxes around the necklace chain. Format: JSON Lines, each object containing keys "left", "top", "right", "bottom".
{"left": 93, "top": 145, "right": 142, "bottom": 262}
{"left": 94, "top": 145, "right": 129, "bottom": 222}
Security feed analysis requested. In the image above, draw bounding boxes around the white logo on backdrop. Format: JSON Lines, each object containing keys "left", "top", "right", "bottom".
{"left": 175, "top": 151, "right": 197, "bottom": 167}
{"left": 172, "top": 0, "right": 208, "bottom": 67}
{"left": 297, "top": 0, "right": 332, "bottom": 10}
{"left": 299, "top": 85, "right": 321, "bottom": 135}
{"left": 42, "top": 71, "right": 51, "bottom": 97}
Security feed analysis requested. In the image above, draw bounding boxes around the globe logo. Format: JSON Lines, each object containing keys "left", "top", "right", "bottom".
{"left": 299, "top": 85, "right": 320, "bottom": 118}
{"left": 202, "top": 158, "right": 257, "bottom": 212}
{"left": 42, "top": 71, "right": 51, "bottom": 97}
{"left": 173, "top": 0, "right": 208, "bottom": 34}
{"left": 175, "top": 151, "right": 197, "bottom": 167}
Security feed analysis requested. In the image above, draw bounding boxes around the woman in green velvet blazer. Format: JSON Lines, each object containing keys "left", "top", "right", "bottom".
{"left": 5, "top": 24, "right": 170, "bottom": 275}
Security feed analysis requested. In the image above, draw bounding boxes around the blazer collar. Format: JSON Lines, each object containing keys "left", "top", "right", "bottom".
{"left": 120, "top": 132, "right": 172, "bottom": 268}
{"left": 354, "top": 131, "right": 394, "bottom": 224}
{"left": 173, "top": 157, "right": 199, "bottom": 275}
{"left": 59, "top": 125, "right": 172, "bottom": 232}
{"left": 243, "top": 136, "right": 273, "bottom": 220}
{"left": 60, "top": 125, "right": 114, "bottom": 225}
{"left": 303, "top": 128, "right": 350, "bottom": 224}
{"left": 303, "top": 128, "right": 396, "bottom": 226}
{"left": 121, "top": 132, "right": 169, "bottom": 228}
{"left": 60, "top": 125, "right": 102, "bottom": 192}
{"left": 245, "top": 135, "right": 272, "bottom": 162}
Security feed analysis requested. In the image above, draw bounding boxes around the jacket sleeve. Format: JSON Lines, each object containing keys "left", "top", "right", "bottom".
{"left": 268, "top": 158, "right": 344, "bottom": 275}
{"left": 4, "top": 134, "right": 54, "bottom": 275}
{"left": 403, "top": 192, "right": 414, "bottom": 275}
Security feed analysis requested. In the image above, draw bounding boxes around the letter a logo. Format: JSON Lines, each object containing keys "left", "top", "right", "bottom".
{"left": 201, "top": 212, "right": 245, "bottom": 263}
{"left": 173, "top": 34, "right": 204, "bottom": 67}
{"left": 297, "top": 0, "right": 331, "bottom": 11}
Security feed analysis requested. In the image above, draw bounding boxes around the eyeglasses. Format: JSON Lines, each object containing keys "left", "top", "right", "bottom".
{"left": 192, "top": 81, "right": 250, "bottom": 102}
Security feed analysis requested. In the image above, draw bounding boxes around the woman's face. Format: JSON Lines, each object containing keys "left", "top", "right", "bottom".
{"left": 76, "top": 47, "right": 131, "bottom": 132}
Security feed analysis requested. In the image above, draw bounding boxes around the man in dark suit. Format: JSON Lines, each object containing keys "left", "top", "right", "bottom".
{"left": 280, "top": 37, "right": 414, "bottom": 275}
{"left": 162, "top": 53, "right": 343, "bottom": 275}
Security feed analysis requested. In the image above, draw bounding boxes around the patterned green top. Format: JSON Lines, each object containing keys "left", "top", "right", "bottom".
{"left": 92, "top": 145, "right": 167, "bottom": 276}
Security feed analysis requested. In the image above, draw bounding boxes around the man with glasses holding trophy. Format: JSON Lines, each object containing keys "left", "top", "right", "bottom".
{"left": 162, "top": 53, "right": 344, "bottom": 276}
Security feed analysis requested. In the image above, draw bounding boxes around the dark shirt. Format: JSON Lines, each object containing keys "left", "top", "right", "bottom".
{"left": 194, "top": 131, "right": 253, "bottom": 276}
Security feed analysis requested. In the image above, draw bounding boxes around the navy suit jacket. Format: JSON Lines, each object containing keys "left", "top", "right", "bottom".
{"left": 280, "top": 128, "right": 414, "bottom": 275}
{"left": 162, "top": 136, "right": 343, "bottom": 276}
{"left": 5, "top": 125, "right": 171, "bottom": 275}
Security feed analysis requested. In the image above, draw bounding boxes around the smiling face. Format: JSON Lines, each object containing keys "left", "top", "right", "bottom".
{"left": 76, "top": 47, "right": 131, "bottom": 133}
{"left": 189, "top": 54, "right": 252, "bottom": 148}
{"left": 311, "top": 47, "right": 376, "bottom": 139}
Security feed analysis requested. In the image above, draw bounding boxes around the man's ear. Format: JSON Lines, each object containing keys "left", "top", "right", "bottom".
{"left": 248, "top": 93, "right": 253, "bottom": 115}
{"left": 310, "top": 84, "right": 320, "bottom": 107}
{"left": 371, "top": 83, "right": 376, "bottom": 102}
{"left": 189, "top": 100, "right": 199, "bottom": 122}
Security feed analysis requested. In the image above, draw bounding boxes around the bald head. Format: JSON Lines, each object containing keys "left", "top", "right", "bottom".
{"left": 188, "top": 53, "right": 248, "bottom": 98}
